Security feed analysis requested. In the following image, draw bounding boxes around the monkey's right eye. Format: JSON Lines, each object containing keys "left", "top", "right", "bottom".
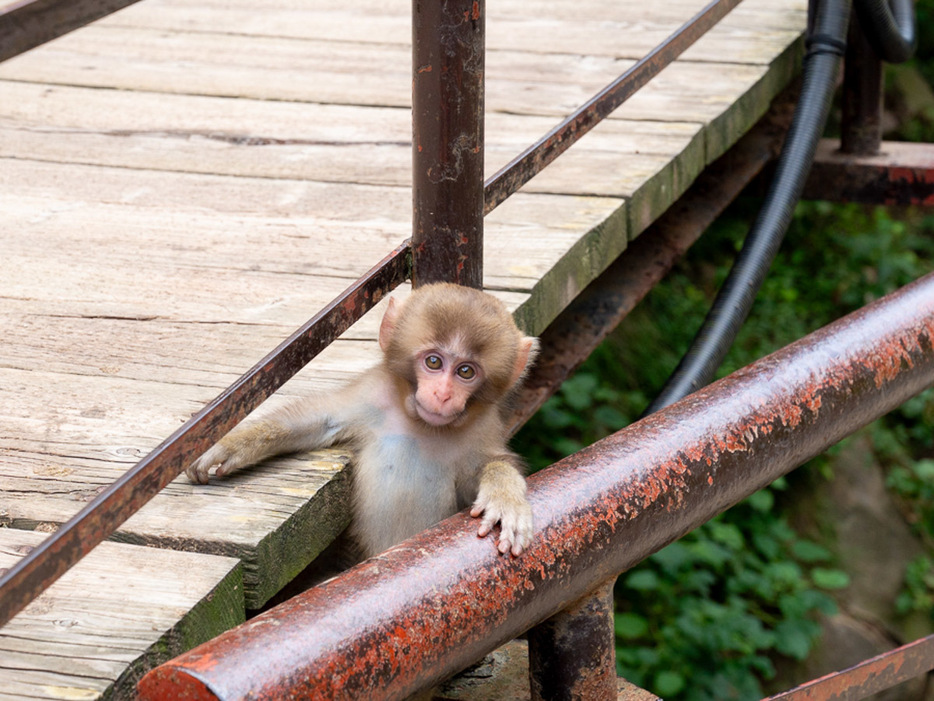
{"left": 425, "top": 355, "right": 443, "bottom": 370}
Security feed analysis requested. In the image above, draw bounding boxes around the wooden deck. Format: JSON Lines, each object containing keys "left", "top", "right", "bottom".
{"left": 0, "top": 0, "right": 805, "bottom": 696}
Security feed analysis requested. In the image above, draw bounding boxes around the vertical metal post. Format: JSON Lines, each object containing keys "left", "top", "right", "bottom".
{"left": 840, "top": 13, "right": 883, "bottom": 155}
{"left": 412, "top": 0, "right": 485, "bottom": 289}
{"left": 528, "top": 578, "right": 618, "bottom": 701}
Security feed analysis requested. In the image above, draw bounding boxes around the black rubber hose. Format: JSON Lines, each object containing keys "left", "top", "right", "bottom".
{"left": 853, "top": 0, "right": 916, "bottom": 63}
{"left": 643, "top": 0, "right": 852, "bottom": 415}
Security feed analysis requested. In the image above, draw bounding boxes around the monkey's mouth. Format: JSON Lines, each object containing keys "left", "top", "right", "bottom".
{"left": 414, "top": 402, "right": 464, "bottom": 427}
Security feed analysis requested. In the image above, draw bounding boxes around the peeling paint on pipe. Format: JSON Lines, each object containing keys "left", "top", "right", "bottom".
{"left": 138, "top": 272, "right": 934, "bottom": 701}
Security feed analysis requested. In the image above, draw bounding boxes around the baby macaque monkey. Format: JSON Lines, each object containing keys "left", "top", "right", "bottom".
{"left": 187, "top": 283, "right": 538, "bottom": 560}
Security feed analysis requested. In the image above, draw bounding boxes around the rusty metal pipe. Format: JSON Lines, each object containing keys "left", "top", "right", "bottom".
{"left": 412, "top": 0, "right": 485, "bottom": 288}
{"left": 138, "top": 272, "right": 934, "bottom": 701}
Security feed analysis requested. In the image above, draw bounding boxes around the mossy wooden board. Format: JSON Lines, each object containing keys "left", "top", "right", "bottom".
{"left": 0, "top": 529, "right": 242, "bottom": 700}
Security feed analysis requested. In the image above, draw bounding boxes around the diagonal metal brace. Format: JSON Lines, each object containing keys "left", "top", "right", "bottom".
{"left": 763, "top": 633, "right": 934, "bottom": 700}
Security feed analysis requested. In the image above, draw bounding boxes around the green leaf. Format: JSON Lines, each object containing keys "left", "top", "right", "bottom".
{"left": 540, "top": 403, "right": 576, "bottom": 429}
{"left": 765, "top": 561, "right": 803, "bottom": 586}
{"left": 650, "top": 541, "right": 693, "bottom": 573}
{"left": 689, "top": 539, "right": 733, "bottom": 568}
{"left": 625, "top": 569, "right": 661, "bottom": 592}
{"left": 709, "top": 522, "right": 745, "bottom": 550}
{"left": 746, "top": 489, "right": 775, "bottom": 512}
{"left": 653, "top": 671, "right": 686, "bottom": 697}
{"left": 913, "top": 459, "right": 934, "bottom": 480}
{"left": 615, "top": 612, "right": 649, "bottom": 640}
{"left": 774, "top": 620, "right": 816, "bottom": 659}
{"left": 812, "top": 568, "right": 851, "bottom": 590}
{"left": 561, "top": 373, "right": 599, "bottom": 411}
{"left": 791, "top": 540, "right": 832, "bottom": 563}
{"left": 552, "top": 438, "right": 583, "bottom": 457}
{"left": 593, "top": 405, "right": 628, "bottom": 431}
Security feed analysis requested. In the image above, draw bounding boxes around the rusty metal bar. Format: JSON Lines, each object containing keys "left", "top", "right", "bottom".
{"left": 482, "top": 0, "right": 743, "bottom": 215}
{"left": 803, "top": 138, "right": 934, "bottom": 205}
{"left": 763, "top": 633, "right": 934, "bottom": 701}
{"left": 138, "top": 271, "right": 934, "bottom": 701}
{"left": 840, "top": 13, "right": 883, "bottom": 155}
{"left": 0, "top": 0, "right": 144, "bottom": 63}
{"left": 506, "top": 84, "right": 796, "bottom": 435}
{"left": 412, "top": 0, "right": 485, "bottom": 288}
{"left": 529, "top": 578, "right": 618, "bottom": 700}
{"left": 0, "top": 243, "right": 411, "bottom": 630}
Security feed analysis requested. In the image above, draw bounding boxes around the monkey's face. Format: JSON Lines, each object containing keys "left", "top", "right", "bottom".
{"left": 410, "top": 345, "right": 482, "bottom": 427}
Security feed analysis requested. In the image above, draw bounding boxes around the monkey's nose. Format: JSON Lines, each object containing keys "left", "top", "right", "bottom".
{"left": 433, "top": 377, "right": 455, "bottom": 404}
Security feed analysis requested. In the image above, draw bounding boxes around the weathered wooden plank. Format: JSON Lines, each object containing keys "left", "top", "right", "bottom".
{"left": 0, "top": 350, "right": 358, "bottom": 606}
{"left": 0, "top": 83, "right": 695, "bottom": 234}
{"left": 0, "top": 0, "right": 806, "bottom": 246}
{"left": 89, "top": 0, "right": 804, "bottom": 64}
{"left": 0, "top": 84, "right": 703, "bottom": 207}
{"left": 0, "top": 0, "right": 803, "bottom": 234}
{"left": 0, "top": 30, "right": 801, "bottom": 122}
{"left": 0, "top": 157, "right": 626, "bottom": 303}
{"left": 0, "top": 529, "right": 243, "bottom": 699}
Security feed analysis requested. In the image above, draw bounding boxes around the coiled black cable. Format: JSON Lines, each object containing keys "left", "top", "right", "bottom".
{"left": 643, "top": 0, "right": 916, "bottom": 415}
{"left": 854, "top": 0, "right": 916, "bottom": 63}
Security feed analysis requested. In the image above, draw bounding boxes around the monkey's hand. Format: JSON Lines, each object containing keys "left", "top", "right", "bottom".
{"left": 186, "top": 421, "right": 288, "bottom": 484}
{"left": 470, "top": 460, "right": 533, "bottom": 556}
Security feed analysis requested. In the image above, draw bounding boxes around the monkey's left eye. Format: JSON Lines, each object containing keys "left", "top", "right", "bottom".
{"left": 456, "top": 364, "right": 476, "bottom": 380}
{"left": 425, "top": 355, "right": 443, "bottom": 370}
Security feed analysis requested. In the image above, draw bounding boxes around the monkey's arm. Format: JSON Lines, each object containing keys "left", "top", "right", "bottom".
{"left": 470, "top": 458, "right": 533, "bottom": 556}
{"left": 186, "top": 390, "right": 360, "bottom": 484}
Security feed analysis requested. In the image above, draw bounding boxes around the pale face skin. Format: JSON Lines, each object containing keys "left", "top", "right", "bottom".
{"left": 410, "top": 344, "right": 482, "bottom": 427}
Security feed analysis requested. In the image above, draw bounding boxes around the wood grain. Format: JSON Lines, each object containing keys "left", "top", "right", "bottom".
{"left": 0, "top": 529, "right": 242, "bottom": 699}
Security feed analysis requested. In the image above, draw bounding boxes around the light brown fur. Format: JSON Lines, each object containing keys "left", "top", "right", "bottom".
{"left": 187, "top": 283, "right": 537, "bottom": 561}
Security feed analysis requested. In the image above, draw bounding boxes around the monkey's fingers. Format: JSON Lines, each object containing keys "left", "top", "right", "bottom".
{"left": 185, "top": 444, "right": 232, "bottom": 484}
{"left": 497, "top": 503, "right": 533, "bottom": 556}
{"left": 470, "top": 499, "right": 498, "bottom": 539}
{"left": 471, "top": 497, "right": 533, "bottom": 556}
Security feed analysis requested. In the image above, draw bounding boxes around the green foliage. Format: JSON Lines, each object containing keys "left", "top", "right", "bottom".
{"left": 614, "top": 502, "right": 841, "bottom": 701}
{"left": 515, "top": 200, "right": 934, "bottom": 472}
{"left": 514, "top": 197, "right": 934, "bottom": 699}
{"left": 896, "top": 556, "right": 934, "bottom": 618}
{"left": 887, "top": 452, "right": 934, "bottom": 540}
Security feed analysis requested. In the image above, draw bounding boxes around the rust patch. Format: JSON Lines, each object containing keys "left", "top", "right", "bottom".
{"left": 139, "top": 273, "right": 934, "bottom": 700}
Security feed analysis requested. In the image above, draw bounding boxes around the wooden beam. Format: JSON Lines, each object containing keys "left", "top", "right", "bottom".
{"left": 804, "top": 138, "right": 934, "bottom": 205}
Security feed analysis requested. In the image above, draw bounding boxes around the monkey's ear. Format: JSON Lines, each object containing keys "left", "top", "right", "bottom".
{"left": 379, "top": 296, "right": 402, "bottom": 352}
{"left": 509, "top": 336, "right": 540, "bottom": 387}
